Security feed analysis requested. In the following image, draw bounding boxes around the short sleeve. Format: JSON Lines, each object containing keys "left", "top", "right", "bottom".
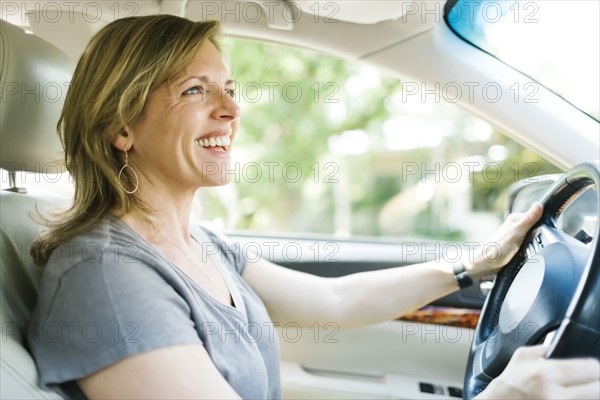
{"left": 28, "top": 248, "right": 201, "bottom": 389}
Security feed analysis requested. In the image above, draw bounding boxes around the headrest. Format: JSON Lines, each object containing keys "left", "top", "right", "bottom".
{"left": 0, "top": 20, "right": 73, "bottom": 173}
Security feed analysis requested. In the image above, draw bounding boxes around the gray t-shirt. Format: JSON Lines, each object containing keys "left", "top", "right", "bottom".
{"left": 27, "top": 216, "right": 281, "bottom": 399}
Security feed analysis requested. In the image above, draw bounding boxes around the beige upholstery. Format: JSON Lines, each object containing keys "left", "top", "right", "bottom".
{"left": 0, "top": 20, "right": 73, "bottom": 399}
{"left": 0, "top": 21, "right": 70, "bottom": 173}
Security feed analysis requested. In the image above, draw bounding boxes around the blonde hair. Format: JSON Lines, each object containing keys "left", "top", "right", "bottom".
{"left": 32, "top": 15, "right": 222, "bottom": 265}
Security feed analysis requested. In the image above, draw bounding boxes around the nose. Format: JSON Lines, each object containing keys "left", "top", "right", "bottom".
{"left": 210, "top": 86, "right": 240, "bottom": 122}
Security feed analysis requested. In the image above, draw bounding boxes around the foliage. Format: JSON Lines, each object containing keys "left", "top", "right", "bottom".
{"left": 199, "top": 37, "right": 561, "bottom": 240}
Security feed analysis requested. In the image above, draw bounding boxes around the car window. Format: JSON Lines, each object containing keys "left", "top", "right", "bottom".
{"left": 556, "top": 187, "right": 598, "bottom": 245}
{"left": 1, "top": 168, "right": 74, "bottom": 196}
{"left": 446, "top": 0, "right": 600, "bottom": 120}
{"left": 0, "top": 37, "right": 562, "bottom": 243}
{"left": 195, "top": 37, "right": 561, "bottom": 241}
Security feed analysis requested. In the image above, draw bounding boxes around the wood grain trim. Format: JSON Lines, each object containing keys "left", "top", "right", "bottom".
{"left": 400, "top": 306, "right": 480, "bottom": 329}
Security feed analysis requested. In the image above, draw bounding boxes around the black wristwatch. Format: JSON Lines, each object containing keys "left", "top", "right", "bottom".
{"left": 452, "top": 262, "right": 474, "bottom": 289}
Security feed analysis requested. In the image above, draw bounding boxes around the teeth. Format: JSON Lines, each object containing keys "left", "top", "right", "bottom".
{"left": 195, "top": 136, "right": 231, "bottom": 148}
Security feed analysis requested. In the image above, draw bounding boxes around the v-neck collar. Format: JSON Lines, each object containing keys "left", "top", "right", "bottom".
{"left": 190, "top": 224, "right": 247, "bottom": 317}
{"left": 108, "top": 215, "right": 247, "bottom": 319}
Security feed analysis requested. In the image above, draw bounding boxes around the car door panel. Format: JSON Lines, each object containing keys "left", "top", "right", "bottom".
{"left": 279, "top": 321, "right": 471, "bottom": 399}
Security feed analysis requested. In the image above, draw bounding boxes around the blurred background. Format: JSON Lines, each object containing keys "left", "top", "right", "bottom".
{"left": 197, "top": 37, "right": 561, "bottom": 241}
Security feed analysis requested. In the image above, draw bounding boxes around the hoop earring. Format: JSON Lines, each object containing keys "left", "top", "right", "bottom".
{"left": 118, "top": 147, "right": 139, "bottom": 194}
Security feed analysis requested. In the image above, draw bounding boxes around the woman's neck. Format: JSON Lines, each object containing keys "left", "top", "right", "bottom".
{"left": 116, "top": 184, "right": 198, "bottom": 245}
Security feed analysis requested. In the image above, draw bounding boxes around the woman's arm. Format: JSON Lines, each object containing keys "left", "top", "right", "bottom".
{"left": 243, "top": 203, "right": 543, "bottom": 328}
{"left": 78, "top": 344, "right": 241, "bottom": 399}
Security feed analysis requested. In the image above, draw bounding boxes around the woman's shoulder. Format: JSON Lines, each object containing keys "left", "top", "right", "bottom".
{"left": 42, "top": 215, "right": 159, "bottom": 281}
{"left": 35, "top": 216, "right": 191, "bottom": 321}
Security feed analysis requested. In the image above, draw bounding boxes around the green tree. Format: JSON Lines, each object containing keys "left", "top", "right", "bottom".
{"left": 199, "top": 37, "right": 561, "bottom": 240}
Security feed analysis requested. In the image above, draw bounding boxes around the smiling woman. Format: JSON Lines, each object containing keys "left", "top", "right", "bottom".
{"left": 28, "top": 15, "right": 279, "bottom": 399}
{"left": 30, "top": 16, "right": 226, "bottom": 265}
{"left": 20, "top": 12, "right": 598, "bottom": 400}
{"left": 112, "top": 39, "right": 240, "bottom": 190}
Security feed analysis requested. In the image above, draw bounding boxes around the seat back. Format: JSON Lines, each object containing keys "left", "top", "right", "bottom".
{"left": 1, "top": 20, "right": 73, "bottom": 399}
{"left": 1, "top": 191, "right": 67, "bottom": 399}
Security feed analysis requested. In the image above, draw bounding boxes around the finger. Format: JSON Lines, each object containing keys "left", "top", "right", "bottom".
{"left": 542, "top": 358, "right": 600, "bottom": 386}
{"left": 567, "top": 380, "right": 600, "bottom": 400}
{"left": 519, "top": 202, "right": 543, "bottom": 227}
{"left": 554, "top": 380, "right": 600, "bottom": 400}
{"left": 512, "top": 345, "right": 550, "bottom": 361}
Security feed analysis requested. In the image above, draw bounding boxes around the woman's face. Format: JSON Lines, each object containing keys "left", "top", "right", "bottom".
{"left": 124, "top": 39, "right": 240, "bottom": 191}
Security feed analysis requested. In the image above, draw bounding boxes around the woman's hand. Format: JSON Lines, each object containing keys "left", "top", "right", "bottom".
{"left": 477, "top": 345, "right": 600, "bottom": 399}
{"left": 466, "top": 202, "right": 544, "bottom": 278}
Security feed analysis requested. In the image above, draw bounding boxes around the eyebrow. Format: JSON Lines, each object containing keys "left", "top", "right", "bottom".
{"left": 177, "top": 75, "right": 236, "bottom": 87}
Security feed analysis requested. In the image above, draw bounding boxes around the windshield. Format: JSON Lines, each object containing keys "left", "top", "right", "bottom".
{"left": 445, "top": 0, "right": 599, "bottom": 120}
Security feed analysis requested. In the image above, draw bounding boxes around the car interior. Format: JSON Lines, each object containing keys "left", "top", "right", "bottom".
{"left": 1, "top": 1, "right": 599, "bottom": 399}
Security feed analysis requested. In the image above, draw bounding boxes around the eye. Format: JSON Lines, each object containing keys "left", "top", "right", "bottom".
{"left": 183, "top": 84, "right": 205, "bottom": 95}
{"left": 225, "top": 88, "right": 236, "bottom": 98}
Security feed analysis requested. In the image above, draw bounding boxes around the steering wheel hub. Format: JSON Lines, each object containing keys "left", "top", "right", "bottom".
{"left": 498, "top": 255, "right": 545, "bottom": 331}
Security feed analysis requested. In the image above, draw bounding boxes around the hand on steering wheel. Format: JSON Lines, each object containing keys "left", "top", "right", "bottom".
{"left": 465, "top": 202, "right": 543, "bottom": 279}
{"left": 477, "top": 345, "right": 600, "bottom": 400}
{"left": 464, "top": 161, "right": 600, "bottom": 399}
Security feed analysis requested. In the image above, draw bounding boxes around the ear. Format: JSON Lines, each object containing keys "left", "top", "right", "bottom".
{"left": 110, "top": 130, "right": 132, "bottom": 152}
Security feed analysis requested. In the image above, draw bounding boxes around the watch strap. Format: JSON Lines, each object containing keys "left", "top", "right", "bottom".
{"left": 452, "top": 262, "right": 474, "bottom": 289}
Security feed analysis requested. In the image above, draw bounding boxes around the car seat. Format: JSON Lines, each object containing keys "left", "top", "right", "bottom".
{"left": 1, "top": 20, "right": 73, "bottom": 399}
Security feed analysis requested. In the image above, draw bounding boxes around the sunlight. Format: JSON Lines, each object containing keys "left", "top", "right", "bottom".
{"left": 484, "top": 0, "right": 599, "bottom": 118}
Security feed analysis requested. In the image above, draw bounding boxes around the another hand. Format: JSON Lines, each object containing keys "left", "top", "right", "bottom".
{"left": 466, "top": 202, "right": 544, "bottom": 278}
{"left": 477, "top": 345, "right": 600, "bottom": 400}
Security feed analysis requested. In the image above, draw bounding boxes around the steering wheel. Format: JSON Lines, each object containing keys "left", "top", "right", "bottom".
{"left": 464, "top": 161, "right": 600, "bottom": 400}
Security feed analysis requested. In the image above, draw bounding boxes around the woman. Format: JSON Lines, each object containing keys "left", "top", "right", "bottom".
{"left": 29, "top": 15, "right": 598, "bottom": 399}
